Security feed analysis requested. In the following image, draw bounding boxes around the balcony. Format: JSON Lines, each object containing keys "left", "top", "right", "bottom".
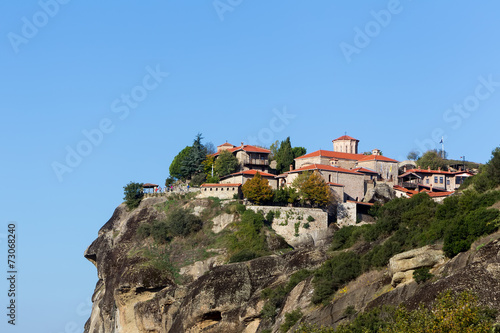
{"left": 243, "top": 158, "right": 269, "bottom": 166}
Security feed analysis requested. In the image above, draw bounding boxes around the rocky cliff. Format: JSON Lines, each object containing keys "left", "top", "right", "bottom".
{"left": 84, "top": 196, "right": 500, "bottom": 333}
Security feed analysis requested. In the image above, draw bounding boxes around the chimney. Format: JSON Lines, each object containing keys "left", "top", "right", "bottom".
{"left": 428, "top": 166, "right": 431, "bottom": 171}
{"left": 289, "top": 164, "right": 293, "bottom": 171}
{"left": 241, "top": 142, "right": 244, "bottom": 147}
{"left": 403, "top": 166, "right": 407, "bottom": 173}
{"left": 430, "top": 184, "right": 433, "bottom": 192}
{"left": 438, "top": 167, "right": 441, "bottom": 172}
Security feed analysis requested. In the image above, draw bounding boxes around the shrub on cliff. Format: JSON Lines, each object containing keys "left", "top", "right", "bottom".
{"left": 227, "top": 210, "right": 268, "bottom": 262}
{"left": 123, "top": 181, "right": 144, "bottom": 210}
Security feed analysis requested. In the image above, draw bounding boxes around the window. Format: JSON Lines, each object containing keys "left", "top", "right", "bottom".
{"left": 447, "top": 179, "right": 450, "bottom": 185}
{"left": 434, "top": 176, "right": 438, "bottom": 183}
{"left": 426, "top": 178, "right": 429, "bottom": 184}
{"left": 440, "top": 177, "right": 443, "bottom": 184}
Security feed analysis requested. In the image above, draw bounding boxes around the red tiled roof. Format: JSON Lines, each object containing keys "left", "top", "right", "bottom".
{"left": 213, "top": 144, "right": 270, "bottom": 156}
{"left": 393, "top": 185, "right": 417, "bottom": 195}
{"left": 327, "top": 182, "right": 345, "bottom": 187}
{"left": 295, "top": 149, "right": 398, "bottom": 163}
{"left": 352, "top": 167, "right": 378, "bottom": 174}
{"left": 400, "top": 168, "right": 455, "bottom": 176}
{"left": 201, "top": 183, "right": 241, "bottom": 187}
{"left": 333, "top": 135, "right": 359, "bottom": 142}
{"left": 357, "top": 155, "right": 398, "bottom": 162}
{"left": 295, "top": 150, "right": 363, "bottom": 161}
{"left": 426, "top": 191, "right": 454, "bottom": 198}
{"left": 221, "top": 170, "right": 276, "bottom": 179}
{"left": 290, "top": 164, "right": 364, "bottom": 175}
{"left": 217, "top": 142, "right": 234, "bottom": 147}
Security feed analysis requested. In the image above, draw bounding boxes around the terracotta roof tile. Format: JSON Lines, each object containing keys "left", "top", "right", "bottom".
{"left": 221, "top": 170, "right": 276, "bottom": 179}
{"left": 333, "top": 135, "right": 359, "bottom": 142}
{"left": 213, "top": 144, "right": 270, "bottom": 156}
{"left": 201, "top": 183, "right": 241, "bottom": 187}
{"left": 357, "top": 155, "right": 398, "bottom": 162}
{"left": 327, "top": 182, "right": 345, "bottom": 187}
{"left": 290, "top": 163, "right": 364, "bottom": 175}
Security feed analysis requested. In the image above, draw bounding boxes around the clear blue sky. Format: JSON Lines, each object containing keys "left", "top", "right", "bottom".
{"left": 1, "top": 1, "right": 499, "bottom": 332}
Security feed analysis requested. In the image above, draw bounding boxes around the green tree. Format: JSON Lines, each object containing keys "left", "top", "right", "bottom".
{"left": 417, "top": 150, "right": 448, "bottom": 171}
{"left": 181, "top": 133, "right": 207, "bottom": 179}
{"left": 292, "top": 146, "right": 307, "bottom": 158}
{"left": 242, "top": 172, "right": 273, "bottom": 204}
{"left": 269, "top": 140, "right": 280, "bottom": 161}
{"left": 169, "top": 146, "right": 192, "bottom": 180}
{"left": 485, "top": 147, "right": 500, "bottom": 186}
{"left": 292, "top": 171, "right": 333, "bottom": 207}
{"left": 276, "top": 137, "right": 294, "bottom": 174}
{"left": 123, "top": 182, "right": 144, "bottom": 210}
{"left": 215, "top": 150, "right": 240, "bottom": 177}
{"left": 407, "top": 150, "right": 420, "bottom": 161}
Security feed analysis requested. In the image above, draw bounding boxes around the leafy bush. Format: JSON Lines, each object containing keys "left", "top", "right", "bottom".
{"left": 260, "top": 269, "right": 313, "bottom": 322}
{"left": 227, "top": 210, "right": 268, "bottom": 261}
{"left": 312, "top": 252, "right": 361, "bottom": 304}
{"left": 280, "top": 309, "right": 303, "bottom": 332}
{"left": 189, "top": 173, "right": 206, "bottom": 186}
{"left": 229, "top": 249, "right": 258, "bottom": 263}
{"left": 307, "top": 215, "right": 315, "bottom": 222}
{"left": 123, "top": 182, "right": 144, "bottom": 210}
{"left": 266, "top": 210, "right": 275, "bottom": 225}
{"left": 166, "top": 208, "right": 203, "bottom": 237}
{"left": 413, "top": 267, "right": 433, "bottom": 284}
{"left": 303, "top": 222, "right": 310, "bottom": 229}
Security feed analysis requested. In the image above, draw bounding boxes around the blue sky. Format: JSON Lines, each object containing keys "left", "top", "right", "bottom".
{"left": 1, "top": 1, "right": 499, "bottom": 332}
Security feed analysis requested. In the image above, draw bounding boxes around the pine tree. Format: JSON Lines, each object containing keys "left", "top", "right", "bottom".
{"left": 276, "top": 137, "right": 294, "bottom": 174}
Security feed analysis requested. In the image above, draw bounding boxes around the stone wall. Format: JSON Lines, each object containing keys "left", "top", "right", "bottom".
{"left": 198, "top": 186, "right": 241, "bottom": 199}
{"left": 246, "top": 206, "right": 329, "bottom": 248}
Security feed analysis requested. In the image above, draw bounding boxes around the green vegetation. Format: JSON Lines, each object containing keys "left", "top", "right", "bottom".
{"left": 297, "top": 290, "right": 497, "bottom": 333}
{"left": 413, "top": 267, "right": 433, "bottom": 284}
{"left": 417, "top": 150, "right": 448, "bottom": 171}
{"left": 280, "top": 309, "right": 303, "bottom": 332}
{"left": 272, "top": 136, "right": 307, "bottom": 174}
{"left": 315, "top": 167, "right": 500, "bottom": 303}
{"left": 276, "top": 137, "right": 294, "bottom": 175}
{"left": 273, "top": 187, "right": 300, "bottom": 206}
{"left": 261, "top": 269, "right": 313, "bottom": 321}
{"left": 242, "top": 172, "right": 273, "bottom": 204}
{"left": 227, "top": 209, "right": 269, "bottom": 262}
{"left": 123, "top": 181, "right": 144, "bottom": 210}
{"left": 214, "top": 149, "right": 239, "bottom": 177}
{"left": 293, "top": 171, "right": 334, "bottom": 208}
{"left": 312, "top": 252, "right": 361, "bottom": 304}
{"left": 169, "top": 146, "right": 192, "bottom": 180}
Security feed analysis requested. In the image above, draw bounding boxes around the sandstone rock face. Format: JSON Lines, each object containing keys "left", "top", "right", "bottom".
{"left": 388, "top": 245, "right": 445, "bottom": 287}
{"left": 211, "top": 213, "right": 235, "bottom": 233}
{"left": 83, "top": 198, "right": 329, "bottom": 333}
{"left": 363, "top": 183, "right": 395, "bottom": 204}
{"left": 389, "top": 245, "right": 445, "bottom": 274}
{"left": 84, "top": 197, "right": 500, "bottom": 333}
